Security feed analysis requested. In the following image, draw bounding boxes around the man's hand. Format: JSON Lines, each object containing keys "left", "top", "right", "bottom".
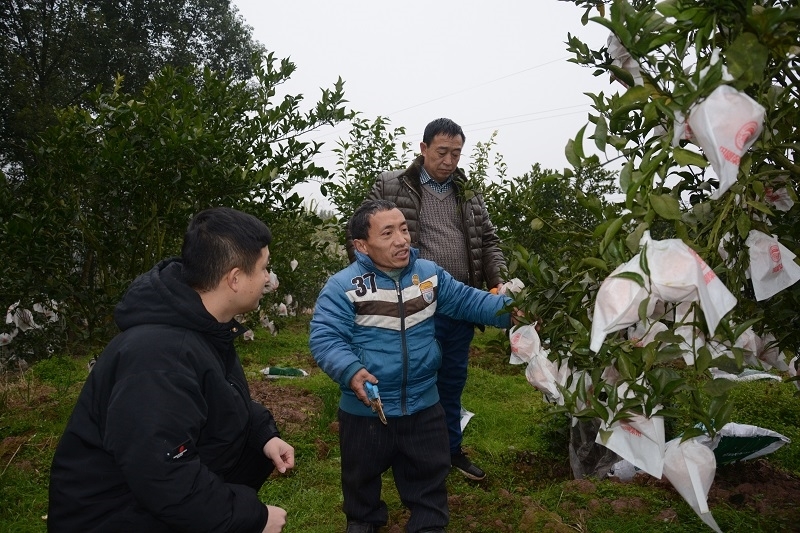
{"left": 262, "top": 437, "right": 295, "bottom": 474}
{"left": 262, "top": 505, "right": 287, "bottom": 533}
{"left": 349, "top": 368, "right": 378, "bottom": 406}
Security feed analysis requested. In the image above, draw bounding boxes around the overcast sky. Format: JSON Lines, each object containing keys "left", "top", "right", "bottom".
{"left": 231, "top": 0, "right": 614, "bottom": 208}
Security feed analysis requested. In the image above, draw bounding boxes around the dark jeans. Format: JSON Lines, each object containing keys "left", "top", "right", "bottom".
{"left": 339, "top": 404, "right": 450, "bottom": 533}
{"left": 434, "top": 314, "right": 475, "bottom": 454}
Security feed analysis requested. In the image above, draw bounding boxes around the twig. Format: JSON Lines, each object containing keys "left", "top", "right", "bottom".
{"left": 1, "top": 441, "right": 24, "bottom": 477}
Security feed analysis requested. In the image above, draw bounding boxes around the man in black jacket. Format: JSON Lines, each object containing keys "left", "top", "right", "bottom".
{"left": 48, "top": 207, "right": 294, "bottom": 533}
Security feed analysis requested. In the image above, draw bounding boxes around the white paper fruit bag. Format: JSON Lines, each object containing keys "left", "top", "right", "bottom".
{"left": 745, "top": 230, "right": 800, "bottom": 301}
{"left": 590, "top": 257, "right": 654, "bottom": 352}
{"left": 663, "top": 437, "right": 722, "bottom": 533}
{"left": 607, "top": 33, "right": 643, "bottom": 86}
{"left": 645, "top": 235, "right": 737, "bottom": 337}
{"left": 597, "top": 413, "right": 666, "bottom": 478}
{"left": 509, "top": 324, "right": 544, "bottom": 365}
{"left": 687, "top": 85, "right": 765, "bottom": 199}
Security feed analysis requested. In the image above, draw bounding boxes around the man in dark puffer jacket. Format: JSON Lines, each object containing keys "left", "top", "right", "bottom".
{"left": 360, "top": 118, "right": 507, "bottom": 482}
{"left": 48, "top": 207, "right": 294, "bottom": 533}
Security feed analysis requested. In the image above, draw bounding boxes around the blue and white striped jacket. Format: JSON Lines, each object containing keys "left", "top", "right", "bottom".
{"left": 309, "top": 247, "right": 512, "bottom": 418}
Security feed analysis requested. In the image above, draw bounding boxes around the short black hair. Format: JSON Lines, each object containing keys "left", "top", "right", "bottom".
{"left": 182, "top": 207, "right": 272, "bottom": 291}
{"left": 349, "top": 200, "right": 397, "bottom": 241}
{"left": 422, "top": 118, "right": 465, "bottom": 145}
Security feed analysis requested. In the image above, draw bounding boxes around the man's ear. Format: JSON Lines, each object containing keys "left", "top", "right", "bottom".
{"left": 225, "top": 267, "right": 241, "bottom": 292}
{"left": 353, "top": 239, "right": 368, "bottom": 254}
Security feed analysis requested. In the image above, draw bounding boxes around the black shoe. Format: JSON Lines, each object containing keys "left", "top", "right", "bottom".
{"left": 346, "top": 521, "right": 378, "bottom": 533}
{"left": 450, "top": 450, "right": 486, "bottom": 481}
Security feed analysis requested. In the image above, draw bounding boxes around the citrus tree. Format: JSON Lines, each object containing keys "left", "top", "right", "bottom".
{"left": 1, "top": 55, "right": 351, "bottom": 356}
{"left": 497, "top": 0, "right": 800, "bottom": 497}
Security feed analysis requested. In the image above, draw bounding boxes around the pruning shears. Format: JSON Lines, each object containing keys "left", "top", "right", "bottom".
{"left": 365, "top": 382, "right": 387, "bottom": 425}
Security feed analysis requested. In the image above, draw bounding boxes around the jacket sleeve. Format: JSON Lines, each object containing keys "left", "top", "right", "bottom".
{"left": 435, "top": 265, "right": 512, "bottom": 329}
{"left": 474, "top": 194, "right": 506, "bottom": 288}
{"left": 309, "top": 276, "right": 365, "bottom": 389}
{"left": 248, "top": 400, "right": 281, "bottom": 450}
{"left": 104, "top": 370, "right": 267, "bottom": 533}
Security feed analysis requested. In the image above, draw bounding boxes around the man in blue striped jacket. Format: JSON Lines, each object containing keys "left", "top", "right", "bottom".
{"left": 310, "top": 200, "right": 513, "bottom": 533}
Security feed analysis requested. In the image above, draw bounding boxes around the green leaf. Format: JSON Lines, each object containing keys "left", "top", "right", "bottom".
{"left": 580, "top": 257, "right": 609, "bottom": 271}
{"left": 565, "top": 139, "right": 581, "bottom": 168}
{"left": 650, "top": 194, "right": 682, "bottom": 220}
{"left": 736, "top": 212, "right": 751, "bottom": 239}
{"left": 626, "top": 222, "right": 648, "bottom": 254}
{"left": 594, "top": 115, "right": 608, "bottom": 151}
{"left": 617, "top": 85, "right": 652, "bottom": 109}
{"left": 744, "top": 199, "right": 775, "bottom": 217}
{"left": 695, "top": 345, "right": 713, "bottom": 373}
{"left": 637, "top": 296, "right": 651, "bottom": 323}
{"left": 600, "top": 217, "right": 625, "bottom": 252}
{"left": 673, "top": 146, "right": 708, "bottom": 168}
{"left": 703, "top": 378, "right": 738, "bottom": 397}
{"left": 612, "top": 271, "right": 645, "bottom": 287}
{"left": 727, "top": 33, "right": 769, "bottom": 87}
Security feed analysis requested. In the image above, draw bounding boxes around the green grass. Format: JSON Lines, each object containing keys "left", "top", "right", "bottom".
{"left": 1, "top": 317, "right": 798, "bottom": 532}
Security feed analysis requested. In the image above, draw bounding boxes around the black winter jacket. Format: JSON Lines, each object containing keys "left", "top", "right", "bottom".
{"left": 48, "top": 259, "right": 280, "bottom": 532}
{"left": 350, "top": 155, "right": 506, "bottom": 289}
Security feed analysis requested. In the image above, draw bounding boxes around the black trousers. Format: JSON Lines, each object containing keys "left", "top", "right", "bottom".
{"left": 339, "top": 403, "right": 450, "bottom": 533}
{"left": 224, "top": 441, "right": 275, "bottom": 490}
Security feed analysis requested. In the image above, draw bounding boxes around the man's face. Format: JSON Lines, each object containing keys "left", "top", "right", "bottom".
{"left": 420, "top": 133, "right": 463, "bottom": 182}
{"left": 354, "top": 208, "right": 411, "bottom": 271}
{"left": 238, "top": 246, "right": 271, "bottom": 313}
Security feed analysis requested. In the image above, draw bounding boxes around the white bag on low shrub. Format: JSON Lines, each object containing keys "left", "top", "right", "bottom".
{"left": 524, "top": 354, "right": 570, "bottom": 406}
{"left": 499, "top": 277, "right": 525, "bottom": 295}
{"left": 663, "top": 437, "right": 722, "bottom": 533}
{"left": 745, "top": 230, "right": 800, "bottom": 301}
{"left": 607, "top": 33, "right": 643, "bottom": 86}
{"left": 688, "top": 85, "right": 765, "bottom": 199}
{"left": 627, "top": 319, "right": 669, "bottom": 347}
{"left": 762, "top": 186, "right": 794, "bottom": 212}
{"left": 645, "top": 235, "right": 737, "bottom": 337}
{"left": 596, "top": 413, "right": 665, "bottom": 479}
{"left": 509, "top": 324, "right": 543, "bottom": 365}
{"left": 590, "top": 257, "right": 654, "bottom": 352}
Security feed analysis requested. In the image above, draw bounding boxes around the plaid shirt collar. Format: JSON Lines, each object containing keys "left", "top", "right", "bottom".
{"left": 420, "top": 167, "right": 453, "bottom": 194}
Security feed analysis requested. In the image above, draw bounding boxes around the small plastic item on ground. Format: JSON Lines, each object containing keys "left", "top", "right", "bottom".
{"left": 687, "top": 84, "right": 765, "bottom": 199}
{"left": 789, "top": 356, "right": 800, "bottom": 391}
{"left": 260, "top": 366, "right": 309, "bottom": 379}
{"left": 663, "top": 437, "right": 722, "bottom": 533}
{"left": 697, "top": 422, "right": 791, "bottom": 466}
{"left": 459, "top": 407, "right": 474, "bottom": 432}
{"left": 709, "top": 368, "right": 781, "bottom": 382}
{"left": 745, "top": 230, "right": 800, "bottom": 301}
{"left": 596, "top": 413, "right": 666, "bottom": 479}
{"left": 608, "top": 458, "right": 640, "bottom": 481}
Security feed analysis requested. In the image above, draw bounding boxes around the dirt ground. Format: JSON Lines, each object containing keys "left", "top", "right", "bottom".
{"left": 250, "top": 381, "right": 800, "bottom": 530}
